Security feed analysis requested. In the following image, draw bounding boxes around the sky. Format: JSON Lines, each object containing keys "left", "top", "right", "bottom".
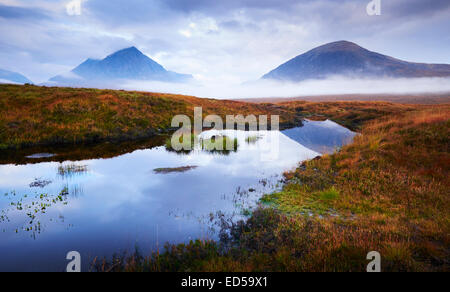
{"left": 0, "top": 0, "right": 449, "bottom": 96}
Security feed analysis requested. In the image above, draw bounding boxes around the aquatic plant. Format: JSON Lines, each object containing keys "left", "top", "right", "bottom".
{"left": 245, "top": 135, "right": 263, "bottom": 144}
{"left": 0, "top": 187, "right": 71, "bottom": 237}
{"left": 57, "top": 164, "right": 88, "bottom": 178}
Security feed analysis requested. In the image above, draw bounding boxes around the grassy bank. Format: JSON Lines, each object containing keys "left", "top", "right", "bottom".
{"left": 0, "top": 84, "right": 299, "bottom": 149}
{"left": 277, "top": 100, "right": 418, "bottom": 131}
{"left": 95, "top": 105, "right": 449, "bottom": 272}
{"left": 0, "top": 84, "right": 423, "bottom": 150}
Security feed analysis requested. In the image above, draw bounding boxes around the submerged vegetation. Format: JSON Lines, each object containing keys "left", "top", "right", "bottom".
{"left": 96, "top": 105, "right": 450, "bottom": 272}
{"left": 29, "top": 178, "right": 52, "bottom": 188}
{"left": 153, "top": 166, "right": 198, "bottom": 174}
{"left": 1, "top": 187, "right": 70, "bottom": 237}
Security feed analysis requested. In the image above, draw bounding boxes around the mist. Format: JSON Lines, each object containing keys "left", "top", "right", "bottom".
{"left": 115, "top": 76, "right": 450, "bottom": 100}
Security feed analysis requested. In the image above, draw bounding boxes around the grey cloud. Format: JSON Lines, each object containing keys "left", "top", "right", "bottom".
{"left": 162, "top": 0, "right": 304, "bottom": 13}
{"left": 0, "top": 4, "right": 49, "bottom": 20}
{"left": 387, "top": 0, "right": 450, "bottom": 18}
{"left": 218, "top": 20, "right": 260, "bottom": 32}
{"left": 84, "top": 0, "right": 308, "bottom": 26}
{"left": 84, "top": 0, "right": 179, "bottom": 27}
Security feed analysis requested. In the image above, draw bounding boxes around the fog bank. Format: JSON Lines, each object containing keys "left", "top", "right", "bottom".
{"left": 118, "top": 77, "right": 450, "bottom": 100}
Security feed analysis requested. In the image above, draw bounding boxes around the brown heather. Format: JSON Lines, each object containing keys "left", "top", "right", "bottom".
{"left": 0, "top": 84, "right": 299, "bottom": 149}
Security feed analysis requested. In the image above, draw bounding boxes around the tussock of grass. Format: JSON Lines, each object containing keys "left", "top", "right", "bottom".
{"left": 202, "top": 136, "right": 239, "bottom": 153}
{"left": 165, "top": 134, "right": 239, "bottom": 153}
{"left": 165, "top": 134, "right": 198, "bottom": 153}
{"left": 245, "top": 135, "right": 263, "bottom": 144}
{"left": 319, "top": 187, "right": 340, "bottom": 201}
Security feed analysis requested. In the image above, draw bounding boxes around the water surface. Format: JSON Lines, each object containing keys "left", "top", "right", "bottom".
{"left": 0, "top": 121, "right": 354, "bottom": 271}
{"left": 282, "top": 119, "right": 357, "bottom": 154}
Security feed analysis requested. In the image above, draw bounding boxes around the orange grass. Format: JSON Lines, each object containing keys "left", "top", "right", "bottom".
{"left": 0, "top": 84, "right": 299, "bottom": 149}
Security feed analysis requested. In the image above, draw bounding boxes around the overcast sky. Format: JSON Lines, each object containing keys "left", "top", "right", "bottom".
{"left": 0, "top": 0, "right": 449, "bottom": 85}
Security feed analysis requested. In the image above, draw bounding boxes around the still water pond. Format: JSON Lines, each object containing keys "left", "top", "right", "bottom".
{"left": 0, "top": 120, "right": 355, "bottom": 271}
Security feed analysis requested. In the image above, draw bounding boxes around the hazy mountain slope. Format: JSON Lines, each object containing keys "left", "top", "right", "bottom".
{"left": 0, "top": 69, "right": 33, "bottom": 84}
{"left": 262, "top": 41, "right": 450, "bottom": 81}
{"left": 49, "top": 47, "right": 192, "bottom": 85}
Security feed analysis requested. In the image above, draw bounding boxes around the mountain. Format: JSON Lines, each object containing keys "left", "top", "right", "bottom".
{"left": 262, "top": 41, "right": 450, "bottom": 82}
{"left": 49, "top": 47, "right": 192, "bottom": 85}
{"left": 0, "top": 69, "right": 33, "bottom": 84}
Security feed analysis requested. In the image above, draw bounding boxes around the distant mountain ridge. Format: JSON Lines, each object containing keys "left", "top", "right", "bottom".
{"left": 262, "top": 41, "right": 450, "bottom": 82}
{"left": 49, "top": 47, "right": 192, "bottom": 85}
{"left": 0, "top": 69, "right": 33, "bottom": 84}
